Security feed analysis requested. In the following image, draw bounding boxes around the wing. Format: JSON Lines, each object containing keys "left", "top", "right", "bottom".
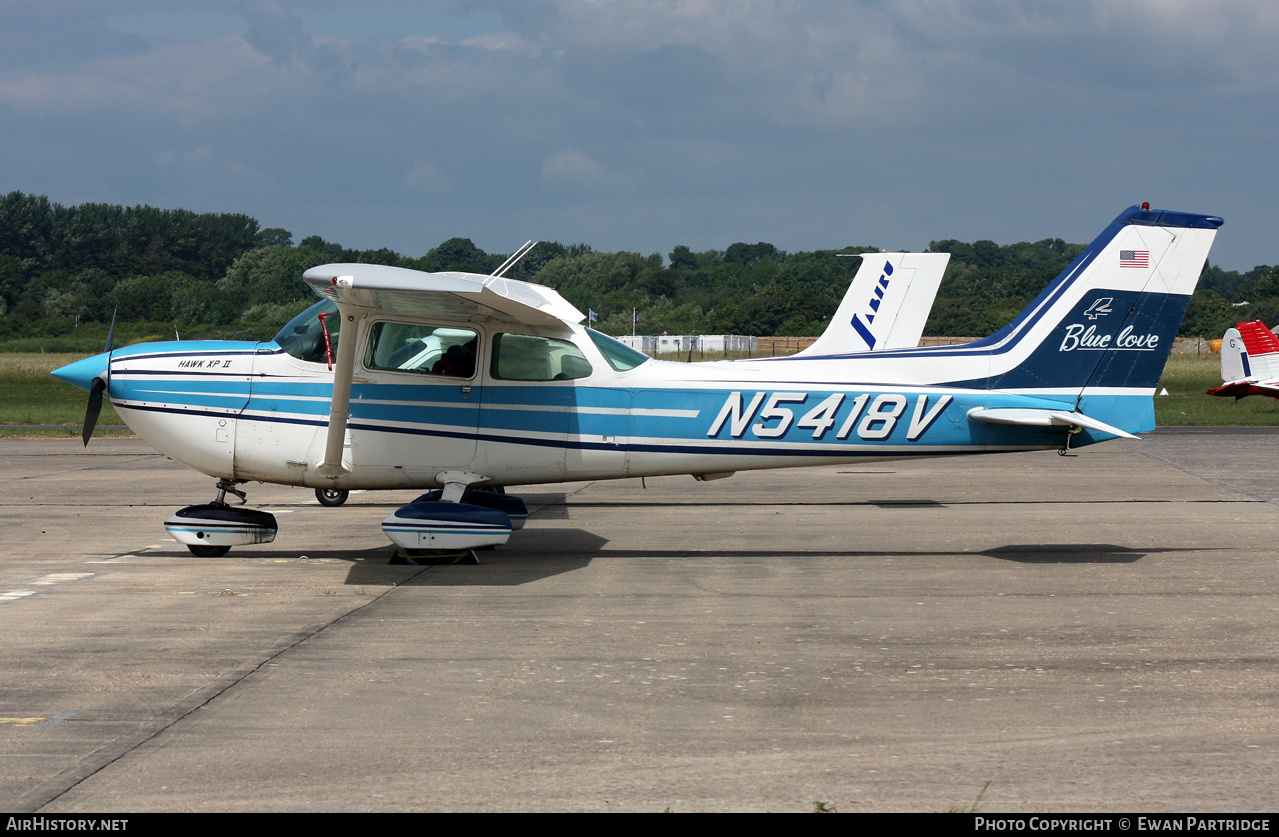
{"left": 303, "top": 263, "right": 584, "bottom": 327}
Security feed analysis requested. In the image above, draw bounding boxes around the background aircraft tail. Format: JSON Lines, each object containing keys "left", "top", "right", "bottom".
{"left": 1206, "top": 321, "right": 1279, "bottom": 399}
{"left": 1234, "top": 321, "right": 1279, "bottom": 379}
{"left": 798, "top": 252, "right": 949, "bottom": 356}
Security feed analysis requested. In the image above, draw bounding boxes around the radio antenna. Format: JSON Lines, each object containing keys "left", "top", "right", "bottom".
{"left": 492, "top": 240, "right": 539, "bottom": 278}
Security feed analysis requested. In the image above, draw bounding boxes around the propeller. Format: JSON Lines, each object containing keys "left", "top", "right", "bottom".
{"left": 82, "top": 310, "right": 116, "bottom": 446}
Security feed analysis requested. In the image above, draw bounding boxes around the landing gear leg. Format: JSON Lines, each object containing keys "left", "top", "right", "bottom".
{"left": 186, "top": 479, "right": 246, "bottom": 555}
{"left": 214, "top": 478, "right": 248, "bottom": 505}
{"left": 1057, "top": 426, "right": 1082, "bottom": 457}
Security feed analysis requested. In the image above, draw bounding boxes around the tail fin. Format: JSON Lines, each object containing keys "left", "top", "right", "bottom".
{"left": 799, "top": 252, "right": 949, "bottom": 356}
{"left": 933, "top": 206, "right": 1221, "bottom": 436}
{"left": 968, "top": 206, "right": 1221, "bottom": 403}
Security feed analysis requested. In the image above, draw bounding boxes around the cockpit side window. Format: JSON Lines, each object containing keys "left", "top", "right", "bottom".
{"left": 365, "top": 322, "right": 478, "bottom": 378}
{"left": 275, "top": 299, "right": 340, "bottom": 364}
{"left": 491, "top": 333, "right": 593, "bottom": 381}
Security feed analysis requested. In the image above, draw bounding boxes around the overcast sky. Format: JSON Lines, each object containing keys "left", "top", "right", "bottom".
{"left": 1, "top": 0, "right": 1274, "bottom": 270}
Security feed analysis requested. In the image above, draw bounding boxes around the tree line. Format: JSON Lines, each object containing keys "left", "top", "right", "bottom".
{"left": 0, "top": 190, "right": 1272, "bottom": 350}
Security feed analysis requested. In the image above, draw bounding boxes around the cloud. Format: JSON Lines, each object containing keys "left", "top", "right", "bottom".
{"left": 0, "top": 34, "right": 277, "bottom": 120}
{"left": 239, "top": 0, "right": 310, "bottom": 65}
{"left": 541, "top": 149, "right": 611, "bottom": 191}
{"left": 1, "top": 1, "right": 1277, "bottom": 267}
{"left": 151, "top": 143, "right": 277, "bottom": 198}
{"left": 404, "top": 160, "right": 448, "bottom": 194}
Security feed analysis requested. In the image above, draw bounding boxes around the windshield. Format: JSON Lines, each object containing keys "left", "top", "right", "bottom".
{"left": 586, "top": 328, "right": 650, "bottom": 371}
{"left": 274, "top": 299, "right": 341, "bottom": 364}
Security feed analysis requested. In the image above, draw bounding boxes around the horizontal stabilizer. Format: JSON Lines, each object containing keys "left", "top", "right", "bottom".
{"left": 967, "top": 407, "right": 1140, "bottom": 440}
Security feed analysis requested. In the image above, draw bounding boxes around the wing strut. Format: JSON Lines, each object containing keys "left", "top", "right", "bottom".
{"left": 317, "top": 299, "right": 359, "bottom": 478}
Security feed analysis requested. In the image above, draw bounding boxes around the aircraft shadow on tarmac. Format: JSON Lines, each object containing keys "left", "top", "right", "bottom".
{"left": 366, "top": 538, "right": 1225, "bottom": 586}
{"left": 981, "top": 544, "right": 1180, "bottom": 564}
{"left": 181, "top": 536, "right": 1225, "bottom": 587}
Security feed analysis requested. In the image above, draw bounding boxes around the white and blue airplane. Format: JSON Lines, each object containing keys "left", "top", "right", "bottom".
{"left": 52, "top": 205, "right": 1221, "bottom": 559}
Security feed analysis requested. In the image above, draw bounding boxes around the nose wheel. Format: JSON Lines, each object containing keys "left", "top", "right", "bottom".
{"left": 188, "top": 544, "right": 231, "bottom": 557}
{"left": 316, "top": 488, "right": 350, "bottom": 507}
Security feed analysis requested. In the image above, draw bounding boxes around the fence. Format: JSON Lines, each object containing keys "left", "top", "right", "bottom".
{"left": 618, "top": 335, "right": 758, "bottom": 355}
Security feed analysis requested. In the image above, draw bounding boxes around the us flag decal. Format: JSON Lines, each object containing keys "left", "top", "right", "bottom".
{"left": 1120, "top": 249, "right": 1149, "bottom": 268}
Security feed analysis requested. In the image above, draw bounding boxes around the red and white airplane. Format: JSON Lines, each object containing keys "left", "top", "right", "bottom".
{"left": 1207, "top": 321, "right": 1279, "bottom": 399}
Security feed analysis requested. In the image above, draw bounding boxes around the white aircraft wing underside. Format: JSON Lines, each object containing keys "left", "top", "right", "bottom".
{"left": 303, "top": 264, "right": 584, "bottom": 328}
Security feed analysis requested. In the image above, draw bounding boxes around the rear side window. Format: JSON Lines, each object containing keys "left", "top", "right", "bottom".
{"left": 491, "top": 334, "right": 593, "bottom": 381}
{"left": 365, "top": 322, "right": 478, "bottom": 378}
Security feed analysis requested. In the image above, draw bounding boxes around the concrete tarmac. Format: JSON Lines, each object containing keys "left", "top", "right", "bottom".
{"left": 1, "top": 429, "right": 1277, "bottom": 813}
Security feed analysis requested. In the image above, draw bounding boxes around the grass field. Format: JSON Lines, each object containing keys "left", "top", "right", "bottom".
{"left": 3, "top": 350, "right": 1276, "bottom": 437}
{"left": 1153, "top": 352, "right": 1279, "bottom": 425}
{"left": 0, "top": 354, "right": 129, "bottom": 437}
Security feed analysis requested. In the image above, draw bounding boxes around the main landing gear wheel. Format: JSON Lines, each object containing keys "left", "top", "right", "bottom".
{"left": 316, "top": 488, "right": 349, "bottom": 507}
{"left": 187, "top": 544, "right": 231, "bottom": 557}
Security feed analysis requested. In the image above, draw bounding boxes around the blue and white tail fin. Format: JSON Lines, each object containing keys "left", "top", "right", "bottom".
{"left": 947, "top": 206, "right": 1222, "bottom": 437}
{"left": 963, "top": 206, "right": 1221, "bottom": 397}
{"left": 746, "top": 206, "right": 1219, "bottom": 438}
{"left": 798, "top": 252, "right": 949, "bottom": 356}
